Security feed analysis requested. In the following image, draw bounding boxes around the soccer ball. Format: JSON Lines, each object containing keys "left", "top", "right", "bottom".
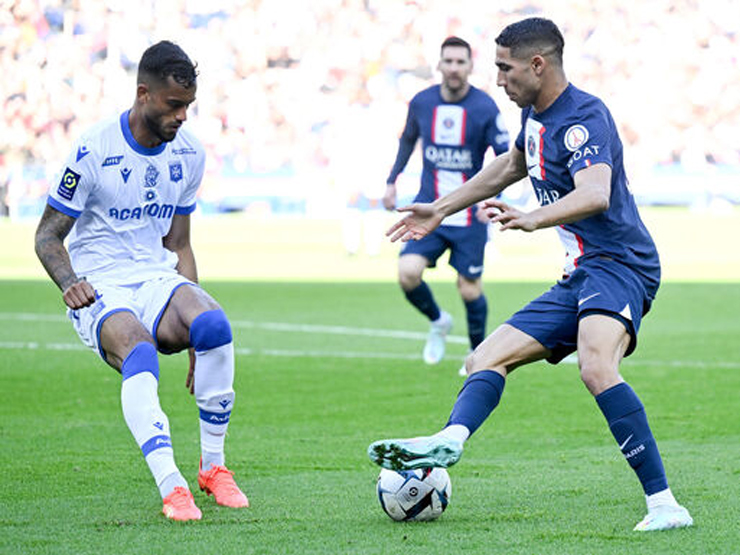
{"left": 376, "top": 467, "right": 451, "bottom": 521}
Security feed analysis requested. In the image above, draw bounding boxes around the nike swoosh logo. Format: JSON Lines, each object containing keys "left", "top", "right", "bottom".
{"left": 467, "top": 265, "right": 484, "bottom": 274}
{"left": 578, "top": 292, "right": 601, "bottom": 306}
{"left": 618, "top": 434, "right": 633, "bottom": 451}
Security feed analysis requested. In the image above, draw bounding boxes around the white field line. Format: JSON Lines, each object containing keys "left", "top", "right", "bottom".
{"left": 0, "top": 312, "right": 738, "bottom": 368}
{"left": 0, "top": 312, "right": 469, "bottom": 344}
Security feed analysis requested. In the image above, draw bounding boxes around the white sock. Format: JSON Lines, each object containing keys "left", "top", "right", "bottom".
{"left": 194, "top": 342, "right": 235, "bottom": 467}
{"left": 158, "top": 471, "right": 189, "bottom": 498}
{"left": 201, "top": 449, "right": 224, "bottom": 470}
{"left": 434, "top": 424, "right": 470, "bottom": 444}
{"left": 432, "top": 311, "right": 448, "bottom": 325}
{"left": 646, "top": 488, "right": 679, "bottom": 511}
{"left": 121, "top": 372, "right": 181, "bottom": 498}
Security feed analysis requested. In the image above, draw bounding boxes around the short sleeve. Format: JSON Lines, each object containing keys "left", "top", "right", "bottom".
{"left": 565, "top": 104, "right": 615, "bottom": 177}
{"left": 174, "top": 139, "right": 205, "bottom": 215}
{"left": 47, "top": 139, "right": 98, "bottom": 218}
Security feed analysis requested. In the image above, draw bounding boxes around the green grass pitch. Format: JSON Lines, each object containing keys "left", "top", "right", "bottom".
{"left": 1, "top": 279, "right": 739, "bottom": 555}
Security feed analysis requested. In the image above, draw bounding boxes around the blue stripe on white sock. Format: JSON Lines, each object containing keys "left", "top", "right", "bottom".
{"left": 141, "top": 434, "right": 172, "bottom": 456}
{"left": 199, "top": 409, "right": 231, "bottom": 425}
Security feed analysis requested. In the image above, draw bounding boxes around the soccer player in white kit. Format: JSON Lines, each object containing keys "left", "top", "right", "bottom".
{"left": 35, "top": 41, "right": 247, "bottom": 521}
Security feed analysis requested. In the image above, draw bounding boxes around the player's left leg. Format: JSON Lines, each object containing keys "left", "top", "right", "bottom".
{"left": 578, "top": 314, "right": 692, "bottom": 531}
{"left": 369, "top": 324, "right": 549, "bottom": 470}
{"left": 156, "top": 284, "right": 249, "bottom": 508}
{"left": 456, "top": 274, "right": 487, "bottom": 375}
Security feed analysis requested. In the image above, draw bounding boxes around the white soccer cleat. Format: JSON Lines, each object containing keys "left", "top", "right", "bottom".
{"left": 368, "top": 435, "right": 463, "bottom": 471}
{"left": 423, "top": 311, "right": 453, "bottom": 364}
{"left": 633, "top": 505, "right": 693, "bottom": 532}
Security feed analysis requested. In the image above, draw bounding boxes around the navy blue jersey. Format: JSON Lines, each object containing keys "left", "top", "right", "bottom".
{"left": 515, "top": 84, "right": 660, "bottom": 296}
{"left": 389, "top": 85, "right": 509, "bottom": 227}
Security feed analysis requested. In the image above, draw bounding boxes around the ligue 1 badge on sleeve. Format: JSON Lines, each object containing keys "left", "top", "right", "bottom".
{"left": 58, "top": 167, "right": 81, "bottom": 201}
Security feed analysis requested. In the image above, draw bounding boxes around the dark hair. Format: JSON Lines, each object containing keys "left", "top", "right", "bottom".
{"left": 137, "top": 40, "right": 198, "bottom": 89}
{"left": 440, "top": 36, "right": 472, "bottom": 59}
{"left": 495, "top": 17, "right": 564, "bottom": 64}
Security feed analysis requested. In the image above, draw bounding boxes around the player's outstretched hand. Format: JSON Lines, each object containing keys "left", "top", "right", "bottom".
{"left": 62, "top": 278, "right": 97, "bottom": 309}
{"left": 484, "top": 198, "right": 538, "bottom": 232}
{"left": 474, "top": 201, "right": 493, "bottom": 224}
{"left": 386, "top": 203, "right": 443, "bottom": 242}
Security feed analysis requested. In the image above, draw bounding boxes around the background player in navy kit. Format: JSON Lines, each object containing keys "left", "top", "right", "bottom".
{"left": 369, "top": 18, "right": 692, "bottom": 531}
{"left": 383, "top": 36, "right": 509, "bottom": 369}
{"left": 34, "top": 41, "right": 248, "bottom": 521}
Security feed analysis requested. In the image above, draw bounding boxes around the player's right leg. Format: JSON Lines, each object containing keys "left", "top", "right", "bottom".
{"left": 155, "top": 284, "right": 248, "bottom": 509}
{"left": 99, "top": 312, "right": 200, "bottom": 521}
{"left": 578, "top": 313, "right": 692, "bottom": 531}
{"left": 398, "top": 253, "right": 452, "bottom": 364}
{"left": 368, "top": 324, "right": 549, "bottom": 470}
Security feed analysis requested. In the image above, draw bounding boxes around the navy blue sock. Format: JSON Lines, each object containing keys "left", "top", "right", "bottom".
{"left": 595, "top": 382, "right": 668, "bottom": 495}
{"left": 446, "top": 370, "right": 505, "bottom": 435}
{"left": 404, "top": 281, "right": 441, "bottom": 321}
{"left": 464, "top": 295, "right": 488, "bottom": 349}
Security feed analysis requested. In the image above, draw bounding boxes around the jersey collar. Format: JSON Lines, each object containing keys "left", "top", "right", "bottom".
{"left": 120, "top": 110, "right": 167, "bottom": 156}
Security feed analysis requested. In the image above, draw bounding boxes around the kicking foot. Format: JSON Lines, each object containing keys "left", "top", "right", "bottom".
{"left": 423, "top": 312, "right": 453, "bottom": 364}
{"left": 368, "top": 435, "right": 463, "bottom": 471}
{"left": 162, "top": 487, "right": 202, "bottom": 521}
{"left": 634, "top": 505, "right": 693, "bottom": 531}
{"left": 198, "top": 461, "right": 250, "bottom": 508}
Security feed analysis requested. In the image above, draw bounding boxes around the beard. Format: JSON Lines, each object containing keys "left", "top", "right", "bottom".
{"left": 444, "top": 76, "right": 465, "bottom": 92}
{"left": 144, "top": 113, "right": 177, "bottom": 144}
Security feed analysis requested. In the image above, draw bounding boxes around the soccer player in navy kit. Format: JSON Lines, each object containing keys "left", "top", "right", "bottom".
{"left": 383, "top": 36, "right": 509, "bottom": 368}
{"left": 369, "top": 18, "right": 692, "bottom": 531}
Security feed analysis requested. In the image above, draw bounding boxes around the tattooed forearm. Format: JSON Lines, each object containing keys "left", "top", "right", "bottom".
{"left": 35, "top": 205, "right": 80, "bottom": 291}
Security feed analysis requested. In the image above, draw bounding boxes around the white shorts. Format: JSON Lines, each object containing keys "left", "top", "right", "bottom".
{"left": 67, "top": 273, "right": 194, "bottom": 360}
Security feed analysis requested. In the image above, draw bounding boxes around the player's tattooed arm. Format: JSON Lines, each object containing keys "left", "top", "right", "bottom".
{"left": 34, "top": 205, "right": 96, "bottom": 309}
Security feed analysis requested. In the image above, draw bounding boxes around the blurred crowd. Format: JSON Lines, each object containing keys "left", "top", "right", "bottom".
{"left": 2, "top": 0, "right": 739, "bottom": 218}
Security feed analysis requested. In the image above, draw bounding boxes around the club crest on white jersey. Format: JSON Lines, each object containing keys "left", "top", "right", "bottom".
{"left": 46, "top": 110, "right": 205, "bottom": 284}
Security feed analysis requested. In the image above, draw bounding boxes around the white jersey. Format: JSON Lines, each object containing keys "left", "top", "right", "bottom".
{"left": 48, "top": 110, "right": 205, "bottom": 285}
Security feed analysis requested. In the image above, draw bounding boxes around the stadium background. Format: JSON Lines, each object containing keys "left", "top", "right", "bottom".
{"left": 1, "top": 0, "right": 739, "bottom": 281}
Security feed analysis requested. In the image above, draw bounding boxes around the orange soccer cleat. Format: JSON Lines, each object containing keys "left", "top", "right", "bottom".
{"left": 162, "top": 487, "right": 202, "bottom": 521}
{"left": 198, "top": 461, "right": 250, "bottom": 508}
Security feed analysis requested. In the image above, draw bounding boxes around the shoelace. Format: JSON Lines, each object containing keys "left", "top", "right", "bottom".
{"left": 168, "top": 487, "right": 194, "bottom": 508}
{"left": 205, "top": 466, "right": 240, "bottom": 492}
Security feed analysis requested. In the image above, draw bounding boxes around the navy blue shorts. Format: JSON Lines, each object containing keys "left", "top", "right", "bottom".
{"left": 400, "top": 224, "right": 487, "bottom": 279}
{"left": 506, "top": 258, "right": 656, "bottom": 363}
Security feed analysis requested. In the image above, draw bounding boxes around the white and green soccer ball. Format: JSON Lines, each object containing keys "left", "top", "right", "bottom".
{"left": 376, "top": 467, "right": 451, "bottom": 521}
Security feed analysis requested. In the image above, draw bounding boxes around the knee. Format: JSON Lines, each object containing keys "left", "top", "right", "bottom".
{"left": 579, "top": 355, "right": 621, "bottom": 396}
{"left": 464, "top": 349, "right": 504, "bottom": 377}
{"left": 457, "top": 277, "right": 482, "bottom": 302}
{"left": 190, "top": 309, "right": 232, "bottom": 351}
{"left": 398, "top": 269, "right": 422, "bottom": 291}
{"left": 121, "top": 342, "right": 159, "bottom": 381}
